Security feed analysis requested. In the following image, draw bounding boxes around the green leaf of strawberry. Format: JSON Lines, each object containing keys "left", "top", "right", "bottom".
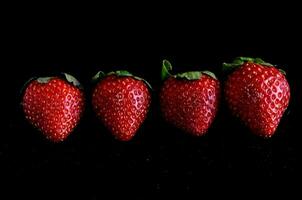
{"left": 162, "top": 59, "right": 217, "bottom": 81}
{"left": 223, "top": 56, "right": 274, "bottom": 71}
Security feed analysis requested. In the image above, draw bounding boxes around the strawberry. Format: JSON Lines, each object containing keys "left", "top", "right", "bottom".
{"left": 223, "top": 57, "right": 290, "bottom": 138}
{"left": 160, "top": 60, "right": 220, "bottom": 136}
{"left": 92, "top": 70, "right": 151, "bottom": 141}
{"left": 22, "top": 73, "right": 85, "bottom": 142}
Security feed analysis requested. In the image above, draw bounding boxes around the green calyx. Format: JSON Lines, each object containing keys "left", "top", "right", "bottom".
{"left": 36, "top": 77, "right": 53, "bottom": 83}
{"left": 92, "top": 70, "right": 152, "bottom": 90}
{"left": 222, "top": 57, "right": 274, "bottom": 71}
{"left": 278, "top": 69, "right": 286, "bottom": 75}
{"left": 223, "top": 57, "right": 287, "bottom": 76}
{"left": 161, "top": 60, "right": 173, "bottom": 80}
{"left": 161, "top": 59, "right": 217, "bottom": 81}
{"left": 20, "top": 73, "right": 82, "bottom": 104}
{"left": 62, "top": 73, "right": 82, "bottom": 88}
{"left": 176, "top": 71, "right": 203, "bottom": 80}
{"left": 36, "top": 73, "right": 82, "bottom": 89}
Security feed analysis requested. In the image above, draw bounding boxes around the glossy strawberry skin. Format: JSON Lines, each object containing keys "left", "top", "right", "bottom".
{"left": 160, "top": 75, "right": 220, "bottom": 136}
{"left": 225, "top": 62, "right": 290, "bottom": 137}
{"left": 22, "top": 78, "right": 85, "bottom": 142}
{"left": 92, "top": 75, "right": 151, "bottom": 141}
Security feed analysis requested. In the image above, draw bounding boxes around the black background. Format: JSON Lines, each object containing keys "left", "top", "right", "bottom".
{"left": 2, "top": 4, "right": 302, "bottom": 197}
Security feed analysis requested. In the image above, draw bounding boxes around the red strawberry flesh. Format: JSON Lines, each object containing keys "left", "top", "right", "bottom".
{"left": 225, "top": 62, "right": 290, "bottom": 137}
{"left": 160, "top": 75, "right": 220, "bottom": 136}
{"left": 92, "top": 75, "right": 151, "bottom": 141}
{"left": 22, "top": 78, "right": 85, "bottom": 142}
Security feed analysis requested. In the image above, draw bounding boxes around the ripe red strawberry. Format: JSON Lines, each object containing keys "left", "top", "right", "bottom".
{"left": 92, "top": 70, "right": 151, "bottom": 141}
{"left": 22, "top": 73, "right": 85, "bottom": 142}
{"left": 223, "top": 57, "right": 290, "bottom": 138}
{"left": 160, "top": 60, "right": 220, "bottom": 136}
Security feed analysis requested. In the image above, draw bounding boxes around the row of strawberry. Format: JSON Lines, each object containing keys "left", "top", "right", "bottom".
{"left": 21, "top": 57, "right": 290, "bottom": 142}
